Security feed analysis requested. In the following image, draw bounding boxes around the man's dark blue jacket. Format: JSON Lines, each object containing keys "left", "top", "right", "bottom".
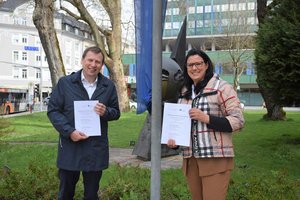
{"left": 47, "top": 70, "right": 120, "bottom": 171}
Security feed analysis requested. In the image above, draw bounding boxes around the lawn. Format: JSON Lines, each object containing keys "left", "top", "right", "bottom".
{"left": 0, "top": 110, "right": 299, "bottom": 199}
{"left": 0, "top": 111, "right": 147, "bottom": 148}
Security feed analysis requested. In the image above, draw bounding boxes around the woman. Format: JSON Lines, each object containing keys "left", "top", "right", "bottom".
{"left": 167, "top": 48, "right": 244, "bottom": 200}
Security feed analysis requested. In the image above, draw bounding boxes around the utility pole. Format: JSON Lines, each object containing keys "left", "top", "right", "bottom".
{"left": 39, "top": 43, "right": 43, "bottom": 112}
{"left": 151, "top": 0, "right": 162, "bottom": 199}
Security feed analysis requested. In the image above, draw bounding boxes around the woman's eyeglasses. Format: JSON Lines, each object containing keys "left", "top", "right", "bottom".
{"left": 187, "top": 61, "right": 205, "bottom": 69}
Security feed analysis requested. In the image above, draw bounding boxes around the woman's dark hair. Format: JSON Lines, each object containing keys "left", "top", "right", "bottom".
{"left": 181, "top": 48, "right": 214, "bottom": 99}
{"left": 82, "top": 46, "right": 105, "bottom": 64}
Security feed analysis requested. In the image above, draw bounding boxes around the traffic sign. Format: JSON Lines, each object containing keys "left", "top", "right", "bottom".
{"left": 24, "top": 46, "right": 39, "bottom": 51}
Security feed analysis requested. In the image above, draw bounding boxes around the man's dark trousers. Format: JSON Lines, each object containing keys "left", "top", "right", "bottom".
{"left": 58, "top": 169, "right": 102, "bottom": 200}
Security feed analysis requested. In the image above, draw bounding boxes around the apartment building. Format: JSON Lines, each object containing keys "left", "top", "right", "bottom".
{"left": 0, "top": 0, "right": 94, "bottom": 102}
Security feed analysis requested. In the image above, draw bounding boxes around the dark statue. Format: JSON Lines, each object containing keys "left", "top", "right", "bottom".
{"left": 132, "top": 17, "right": 187, "bottom": 160}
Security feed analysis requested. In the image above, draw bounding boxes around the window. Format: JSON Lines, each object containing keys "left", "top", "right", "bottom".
{"left": 189, "top": 6, "right": 195, "bottom": 14}
{"left": 36, "top": 69, "right": 41, "bottom": 79}
{"left": 230, "top": 3, "right": 238, "bottom": 11}
{"left": 197, "top": 6, "right": 204, "bottom": 13}
{"left": 165, "top": 22, "right": 171, "bottom": 29}
{"left": 213, "top": 5, "right": 221, "bottom": 12}
{"left": 222, "top": 19, "right": 228, "bottom": 26}
{"left": 66, "top": 41, "right": 72, "bottom": 56}
{"left": 248, "top": 2, "right": 255, "bottom": 10}
{"left": 247, "top": 17, "right": 255, "bottom": 25}
{"left": 12, "top": 34, "right": 20, "bottom": 44}
{"left": 166, "top": 8, "right": 172, "bottom": 15}
{"left": 173, "top": 22, "right": 180, "bottom": 29}
{"left": 221, "top": 4, "right": 229, "bottom": 12}
{"left": 22, "top": 52, "right": 27, "bottom": 61}
{"left": 22, "top": 35, "right": 28, "bottom": 44}
{"left": 239, "top": 3, "right": 247, "bottom": 11}
{"left": 74, "top": 42, "right": 80, "bottom": 51}
{"left": 173, "top": 8, "right": 179, "bottom": 15}
{"left": 13, "top": 51, "right": 19, "bottom": 61}
{"left": 21, "top": 18, "right": 27, "bottom": 25}
{"left": 36, "top": 55, "right": 41, "bottom": 62}
{"left": 188, "top": 21, "right": 195, "bottom": 29}
{"left": 13, "top": 67, "right": 20, "bottom": 78}
{"left": 22, "top": 69, "right": 27, "bottom": 79}
{"left": 66, "top": 56, "right": 71, "bottom": 65}
{"left": 196, "top": 20, "right": 203, "bottom": 28}
{"left": 205, "top": 5, "right": 211, "bottom": 13}
{"left": 75, "top": 58, "right": 80, "bottom": 66}
{"left": 204, "top": 20, "right": 210, "bottom": 27}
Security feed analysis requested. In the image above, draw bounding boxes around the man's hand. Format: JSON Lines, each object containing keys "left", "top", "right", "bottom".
{"left": 70, "top": 130, "right": 88, "bottom": 142}
{"left": 94, "top": 102, "right": 106, "bottom": 116}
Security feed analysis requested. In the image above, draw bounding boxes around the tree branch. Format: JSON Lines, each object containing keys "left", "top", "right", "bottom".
{"left": 60, "top": 6, "right": 81, "bottom": 20}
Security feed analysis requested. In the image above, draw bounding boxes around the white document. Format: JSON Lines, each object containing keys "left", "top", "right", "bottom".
{"left": 74, "top": 100, "right": 101, "bottom": 137}
{"left": 161, "top": 102, "right": 192, "bottom": 147}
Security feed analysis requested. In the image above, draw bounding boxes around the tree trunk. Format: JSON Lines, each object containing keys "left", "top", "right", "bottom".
{"left": 256, "top": 0, "right": 285, "bottom": 120}
{"left": 67, "top": 0, "right": 129, "bottom": 112}
{"left": 258, "top": 83, "right": 286, "bottom": 120}
{"left": 33, "top": 0, "right": 65, "bottom": 88}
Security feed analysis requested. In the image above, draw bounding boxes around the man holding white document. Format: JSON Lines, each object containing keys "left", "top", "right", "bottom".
{"left": 48, "top": 46, "right": 120, "bottom": 200}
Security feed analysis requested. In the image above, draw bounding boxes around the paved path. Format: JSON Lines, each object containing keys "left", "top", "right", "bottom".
{"left": 109, "top": 148, "right": 182, "bottom": 169}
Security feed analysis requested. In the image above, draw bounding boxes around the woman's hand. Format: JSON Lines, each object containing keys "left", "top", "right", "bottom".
{"left": 167, "top": 139, "right": 178, "bottom": 149}
{"left": 189, "top": 108, "right": 210, "bottom": 124}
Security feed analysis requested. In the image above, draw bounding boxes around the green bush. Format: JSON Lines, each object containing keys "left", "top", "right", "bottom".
{"left": 0, "top": 163, "right": 58, "bottom": 200}
{"left": 0, "top": 163, "right": 299, "bottom": 200}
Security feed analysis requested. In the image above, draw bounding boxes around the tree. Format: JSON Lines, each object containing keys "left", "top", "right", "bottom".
{"left": 32, "top": 0, "right": 66, "bottom": 88}
{"left": 213, "top": 0, "right": 255, "bottom": 91}
{"left": 255, "top": 0, "right": 300, "bottom": 120}
{"left": 33, "top": 0, "right": 130, "bottom": 111}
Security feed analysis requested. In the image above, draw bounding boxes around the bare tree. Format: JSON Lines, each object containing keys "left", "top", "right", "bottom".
{"left": 63, "top": 0, "right": 130, "bottom": 111}
{"left": 32, "top": 0, "right": 66, "bottom": 88}
{"left": 33, "top": 0, "right": 130, "bottom": 111}
{"left": 214, "top": 1, "right": 255, "bottom": 91}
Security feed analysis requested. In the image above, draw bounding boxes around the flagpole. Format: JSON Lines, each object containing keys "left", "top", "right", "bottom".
{"left": 151, "top": 0, "right": 162, "bottom": 199}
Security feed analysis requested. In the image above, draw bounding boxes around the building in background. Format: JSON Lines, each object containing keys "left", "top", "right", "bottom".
{"left": 0, "top": 0, "right": 136, "bottom": 104}
{"left": 0, "top": 0, "right": 96, "bottom": 103}
{"left": 159, "top": 0, "right": 272, "bottom": 106}
{"left": 1, "top": 0, "right": 274, "bottom": 106}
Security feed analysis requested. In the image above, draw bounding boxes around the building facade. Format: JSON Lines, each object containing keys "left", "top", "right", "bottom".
{"left": 159, "top": 0, "right": 273, "bottom": 106}
{"left": 0, "top": 0, "right": 95, "bottom": 103}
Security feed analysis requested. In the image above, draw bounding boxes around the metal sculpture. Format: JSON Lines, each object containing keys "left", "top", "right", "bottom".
{"left": 132, "top": 17, "right": 187, "bottom": 160}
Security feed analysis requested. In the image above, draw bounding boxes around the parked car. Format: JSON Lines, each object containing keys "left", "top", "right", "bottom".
{"left": 129, "top": 100, "right": 137, "bottom": 110}
{"left": 43, "top": 96, "right": 51, "bottom": 105}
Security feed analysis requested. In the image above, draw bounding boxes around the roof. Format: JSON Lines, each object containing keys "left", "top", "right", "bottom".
{"left": 0, "top": 0, "right": 30, "bottom": 12}
{"left": 55, "top": 12, "right": 91, "bottom": 32}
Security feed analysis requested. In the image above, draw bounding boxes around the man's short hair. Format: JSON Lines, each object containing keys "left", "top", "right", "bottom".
{"left": 82, "top": 46, "right": 105, "bottom": 63}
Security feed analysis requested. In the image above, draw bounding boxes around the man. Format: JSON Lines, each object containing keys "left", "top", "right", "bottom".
{"left": 47, "top": 46, "right": 120, "bottom": 200}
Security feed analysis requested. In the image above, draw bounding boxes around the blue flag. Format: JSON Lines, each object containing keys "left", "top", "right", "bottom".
{"left": 134, "top": 0, "right": 167, "bottom": 114}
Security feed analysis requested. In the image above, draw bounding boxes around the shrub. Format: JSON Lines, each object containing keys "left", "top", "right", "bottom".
{"left": 0, "top": 163, "right": 58, "bottom": 200}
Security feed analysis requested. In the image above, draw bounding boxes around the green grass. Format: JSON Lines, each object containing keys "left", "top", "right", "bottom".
{"left": 233, "top": 111, "right": 300, "bottom": 180}
{"left": 0, "top": 110, "right": 300, "bottom": 199}
{"left": 0, "top": 111, "right": 146, "bottom": 148}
